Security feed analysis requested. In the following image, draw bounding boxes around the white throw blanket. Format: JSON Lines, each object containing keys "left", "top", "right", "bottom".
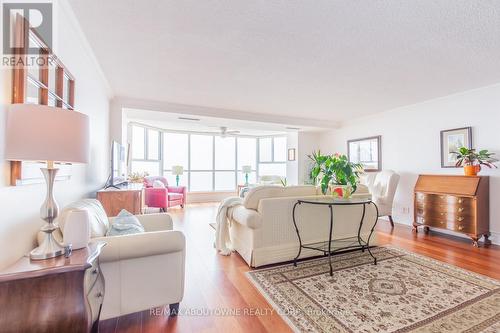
{"left": 215, "top": 197, "right": 243, "bottom": 255}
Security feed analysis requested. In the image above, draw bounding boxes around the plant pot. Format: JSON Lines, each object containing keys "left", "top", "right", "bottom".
{"left": 329, "top": 184, "right": 352, "bottom": 199}
{"left": 464, "top": 165, "right": 481, "bottom": 176}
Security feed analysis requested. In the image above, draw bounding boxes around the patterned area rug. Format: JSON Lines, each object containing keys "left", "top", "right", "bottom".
{"left": 247, "top": 247, "right": 500, "bottom": 333}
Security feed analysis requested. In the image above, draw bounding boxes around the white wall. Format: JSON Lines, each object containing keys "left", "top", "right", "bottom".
{"left": 0, "top": 2, "right": 111, "bottom": 269}
{"left": 298, "top": 131, "right": 324, "bottom": 185}
{"left": 286, "top": 132, "right": 298, "bottom": 185}
{"left": 319, "top": 83, "right": 500, "bottom": 244}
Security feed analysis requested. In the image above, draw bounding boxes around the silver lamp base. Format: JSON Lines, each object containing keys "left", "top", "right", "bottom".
{"left": 30, "top": 167, "right": 65, "bottom": 260}
{"left": 30, "top": 222, "right": 65, "bottom": 260}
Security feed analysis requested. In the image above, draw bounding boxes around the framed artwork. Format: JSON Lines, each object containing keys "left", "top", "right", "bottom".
{"left": 347, "top": 136, "right": 382, "bottom": 171}
{"left": 288, "top": 148, "right": 296, "bottom": 161}
{"left": 440, "top": 127, "right": 472, "bottom": 168}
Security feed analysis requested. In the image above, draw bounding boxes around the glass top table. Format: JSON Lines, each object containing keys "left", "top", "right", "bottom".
{"left": 297, "top": 197, "right": 373, "bottom": 205}
{"left": 292, "top": 196, "right": 379, "bottom": 276}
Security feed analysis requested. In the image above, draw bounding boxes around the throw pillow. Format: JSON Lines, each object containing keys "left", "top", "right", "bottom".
{"left": 153, "top": 180, "right": 166, "bottom": 188}
{"left": 106, "top": 209, "right": 145, "bottom": 236}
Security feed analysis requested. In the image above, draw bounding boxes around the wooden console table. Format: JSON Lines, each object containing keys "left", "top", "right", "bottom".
{"left": 0, "top": 242, "right": 106, "bottom": 333}
{"left": 97, "top": 187, "right": 143, "bottom": 217}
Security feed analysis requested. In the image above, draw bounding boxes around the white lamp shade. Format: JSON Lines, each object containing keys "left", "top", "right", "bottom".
{"left": 172, "top": 165, "right": 184, "bottom": 175}
{"left": 5, "top": 104, "right": 90, "bottom": 164}
{"left": 242, "top": 165, "right": 252, "bottom": 173}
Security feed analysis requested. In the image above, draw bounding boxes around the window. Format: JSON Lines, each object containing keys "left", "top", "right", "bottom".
{"left": 163, "top": 133, "right": 189, "bottom": 170}
{"left": 273, "top": 137, "right": 287, "bottom": 162}
{"left": 147, "top": 129, "right": 159, "bottom": 160}
{"left": 132, "top": 127, "right": 145, "bottom": 159}
{"left": 257, "top": 136, "right": 287, "bottom": 180}
{"left": 129, "top": 124, "right": 287, "bottom": 192}
{"left": 259, "top": 138, "right": 272, "bottom": 162}
{"left": 190, "top": 135, "right": 213, "bottom": 170}
{"left": 237, "top": 138, "right": 257, "bottom": 170}
{"left": 215, "top": 136, "right": 235, "bottom": 170}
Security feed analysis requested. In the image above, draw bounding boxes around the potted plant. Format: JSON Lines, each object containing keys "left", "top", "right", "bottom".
{"left": 308, "top": 151, "right": 363, "bottom": 197}
{"left": 453, "top": 147, "right": 498, "bottom": 176}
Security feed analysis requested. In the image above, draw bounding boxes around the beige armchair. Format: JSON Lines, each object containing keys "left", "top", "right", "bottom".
{"left": 55, "top": 199, "right": 185, "bottom": 320}
{"left": 362, "top": 170, "right": 400, "bottom": 226}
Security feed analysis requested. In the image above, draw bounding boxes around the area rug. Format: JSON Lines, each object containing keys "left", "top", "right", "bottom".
{"left": 247, "top": 247, "right": 500, "bottom": 333}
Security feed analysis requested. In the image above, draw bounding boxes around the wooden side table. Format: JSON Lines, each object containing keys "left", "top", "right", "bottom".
{"left": 97, "top": 187, "right": 143, "bottom": 216}
{"left": 0, "top": 242, "right": 106, "bottom": 333}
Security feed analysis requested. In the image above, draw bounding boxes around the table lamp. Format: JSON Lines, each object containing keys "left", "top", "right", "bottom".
{"left": 242, "top": 165, "right": 252, "bottom": 186}
{"left": 5, "top": 104, "right": 89, "bottom": 260}
{"left": 172, "top": 165, "right": 184, "bottom": 186}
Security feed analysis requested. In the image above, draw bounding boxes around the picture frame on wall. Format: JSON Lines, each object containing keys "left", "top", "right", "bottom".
{"left": 440, "top": 127, "right": 472, "bottom": 168}
{"left": 347, "top": 136, "right": 382, "bottom": 171}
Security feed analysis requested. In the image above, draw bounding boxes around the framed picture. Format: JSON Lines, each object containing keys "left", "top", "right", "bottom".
{"left": 440, "top": 127, "right": 472, "bottom": 168}
{"left": 347, "top": 136, "right": 382, "bottom": 171}
{"left": 288, "top": 148, "right": 296, "bottom": 161}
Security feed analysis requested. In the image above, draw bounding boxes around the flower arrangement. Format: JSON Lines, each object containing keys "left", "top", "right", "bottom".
{"left": 128, "top": 171, "right": 149, "bottom": 183}
{"left": 308, "top": 151, "right": 363, "bottom": 196}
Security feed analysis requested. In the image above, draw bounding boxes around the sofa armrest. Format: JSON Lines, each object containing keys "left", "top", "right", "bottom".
{"left": 229, "top": 206, "right": 262, "bottom": 229}
{"left": 92, "top": 230, "right": 185, "bottom": 263}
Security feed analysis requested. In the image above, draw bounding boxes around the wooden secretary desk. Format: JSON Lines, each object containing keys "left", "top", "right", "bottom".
{"left": 413, "top": 174, "right": 490, "bottom": 247}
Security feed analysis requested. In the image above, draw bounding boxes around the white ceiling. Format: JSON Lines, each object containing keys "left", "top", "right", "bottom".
{"left": 68, "top": 0, "right": 500, "bottom": 123}
{"left": 124, "top": 108, "right": 307, "bottom": 136}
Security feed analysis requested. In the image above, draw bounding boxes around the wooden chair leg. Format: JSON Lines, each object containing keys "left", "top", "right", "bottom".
{"left": 388, "top": 215, "right": 395, "bottom": 227}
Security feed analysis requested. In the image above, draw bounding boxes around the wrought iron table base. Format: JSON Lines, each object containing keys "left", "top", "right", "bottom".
{"left": 292, "top": 199, "right": 379, "bottom": 276}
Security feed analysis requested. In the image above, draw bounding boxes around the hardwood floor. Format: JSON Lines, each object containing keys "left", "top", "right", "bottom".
{"left": 99, "top": 203, "right": 500, "bottom": 333}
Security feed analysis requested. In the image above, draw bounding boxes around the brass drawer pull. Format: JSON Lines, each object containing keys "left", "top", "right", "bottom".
{"left": 458, "top": 225, "right": 464, "bottom": 231}
{"left": 440, "top": 221, "right": 445, "bottom": 225}
{"left": 458, "top": 208, "right": 464, "bottom": 213}
{"left": 440, "top": 212, "right": 445, "bottom": 216}
{"left": 458, "top": 199, "right": 463, "bottom": 204}
{"left": 457, "top": 217, "right": 465, "bottom": 222}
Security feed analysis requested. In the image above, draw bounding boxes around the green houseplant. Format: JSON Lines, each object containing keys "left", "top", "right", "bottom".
{"left": 308, "top": 151, "right": 363, "bottom": 196}
{"left": 453, "top": 147, "right": 498, "bottom": 176}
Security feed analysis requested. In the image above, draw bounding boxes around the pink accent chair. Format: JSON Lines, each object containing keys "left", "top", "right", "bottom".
{"left": 144, "top": 176, "right": 186, "bottom": 212}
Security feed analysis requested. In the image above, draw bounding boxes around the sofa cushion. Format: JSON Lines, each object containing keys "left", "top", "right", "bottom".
{"left": 57, "top": 199, "right": 109, "bottom": 237}
{"left": 168, "top": 192, "right": 183, "bottom": 200}
{"left": 243, "top": 185, "right": 318, "bottom": 210}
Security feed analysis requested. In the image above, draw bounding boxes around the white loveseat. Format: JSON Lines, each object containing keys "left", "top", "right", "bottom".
{"left": 52, "top": 199, "right": 185, "bottom": 320}
{"left": 228, "top": 185, "right": 379, "bottom": 267}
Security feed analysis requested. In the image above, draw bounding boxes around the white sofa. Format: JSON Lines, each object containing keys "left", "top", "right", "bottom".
{"left": 228, "top": 185, "right": 379, "bottom": 267}
{"left": 53, "top": 199, "right": 185, "bottom": 320}
{"left": 361, "top": 170, "right": 400, "bottom": 226}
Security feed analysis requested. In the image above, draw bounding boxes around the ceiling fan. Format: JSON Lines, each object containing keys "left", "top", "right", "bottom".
{"left": 215, "top": 126, "right": 240, "bottom": 137}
